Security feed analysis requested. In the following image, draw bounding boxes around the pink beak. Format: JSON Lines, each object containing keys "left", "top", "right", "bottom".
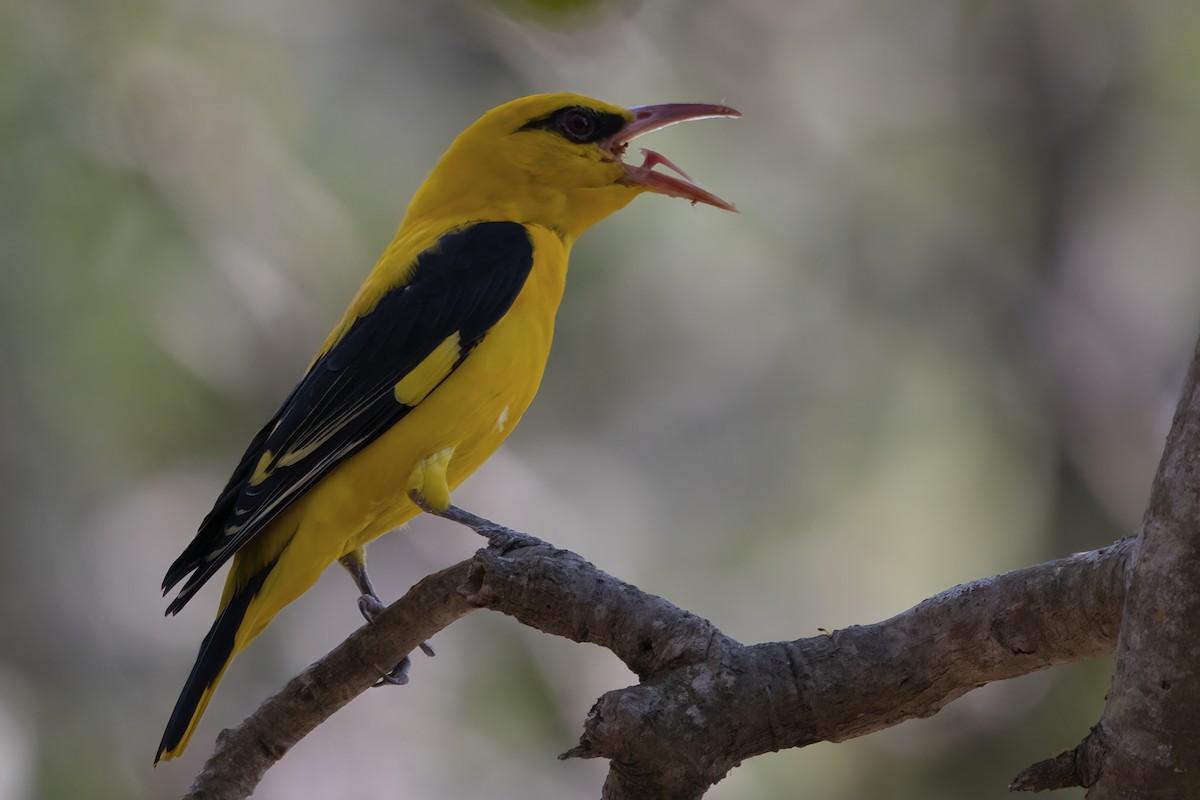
{"left": 606, "top": 103, "right": 741, "bottom": 212}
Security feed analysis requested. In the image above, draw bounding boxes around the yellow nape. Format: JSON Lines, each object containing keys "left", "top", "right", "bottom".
{"left": 397, "top": 93, "right": 639, "bottom": 244}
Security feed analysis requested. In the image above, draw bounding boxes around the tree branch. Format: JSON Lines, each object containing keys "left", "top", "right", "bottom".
{"left": 181, "top": 562, "right": 475, "bottom": 800}
{"left": 1017, "top": 331, "right": 1200, "bottom": 796}
{"left": 558, "top": 538, "right": 1131, "bottom": 799}
{"left": 182, "top": 533, "right": 1133, "bottom": 799}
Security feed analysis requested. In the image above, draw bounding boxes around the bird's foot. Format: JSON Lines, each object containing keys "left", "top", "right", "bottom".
{"left": 352, "top": 588, "right": 435, "bottom": 686}
{"left": 408, "top": 491, "right": 544, "bottom": 553}
{"left": 356, "top": 592, "right": 388, "bottom": 621}
{"left": 376, "top": 655, "right": 413, "bottom": 686}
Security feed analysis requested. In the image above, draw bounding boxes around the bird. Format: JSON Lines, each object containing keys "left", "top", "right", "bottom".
{"left": 156, "top": 92, "right": 739, "bottom": 763}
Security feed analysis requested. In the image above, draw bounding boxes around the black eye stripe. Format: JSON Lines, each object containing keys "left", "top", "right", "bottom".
{"left": 519, "top": 106, "right": 627, "bottom": 144}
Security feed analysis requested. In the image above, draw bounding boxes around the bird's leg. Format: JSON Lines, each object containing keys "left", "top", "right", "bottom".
{"left": 412, "top": 499, "right": 543, "bottom": 552}
{"left": 407, "top": 448, "right": 543, "bottom": 551}
{"left": 337, "top": 549, "right": 434, "bottom": 687}
{"left": 338, "top": 548, "right": 387, "bottom": 620}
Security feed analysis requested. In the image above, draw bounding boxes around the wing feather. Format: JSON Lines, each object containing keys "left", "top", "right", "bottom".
{"left": 163, "top": 221, "right": 535, "bottom": 612}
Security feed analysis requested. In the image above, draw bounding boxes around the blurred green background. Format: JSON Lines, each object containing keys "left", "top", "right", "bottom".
{"left": 3, "top": 0, "right": 1199, "bottom": 797}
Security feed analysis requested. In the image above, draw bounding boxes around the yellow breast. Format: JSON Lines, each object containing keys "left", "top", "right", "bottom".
{"left": 276, "top": 224, "right": 570, "bottom": 557}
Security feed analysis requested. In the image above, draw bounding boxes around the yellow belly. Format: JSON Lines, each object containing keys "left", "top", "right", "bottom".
{"left": 231, "top": 223, "right": 569, "bottom": 630}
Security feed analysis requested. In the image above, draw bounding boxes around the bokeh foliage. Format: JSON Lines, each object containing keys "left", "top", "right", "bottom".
{"left": 3, "top": 0, "right": 1200, "bottom": 798}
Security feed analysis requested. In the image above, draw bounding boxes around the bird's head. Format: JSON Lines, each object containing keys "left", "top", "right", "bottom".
{"left": 404, "top": 93, "right": 739, "bottom": 242}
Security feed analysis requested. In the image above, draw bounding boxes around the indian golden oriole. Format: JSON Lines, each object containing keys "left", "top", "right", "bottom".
{"left": 157, "top": 92, "right": 738, "bottom": 763}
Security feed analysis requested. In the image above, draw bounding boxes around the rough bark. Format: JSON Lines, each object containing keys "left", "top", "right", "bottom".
{"left": 180, "top": 334, "right": 1200, "bottom": 800}
{"left": 1016, "top": 332, "right": 1200, "bottom": 796}
{"left": 180, "top": 563, "right": 474, "bottom": 800}
{"left": 181, "top": 536, "right": 1132, "bottom": 800}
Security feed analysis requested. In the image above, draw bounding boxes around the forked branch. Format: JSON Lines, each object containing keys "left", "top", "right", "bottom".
{"left": 182, "top": 533, "right": 1133, "bottom": 799}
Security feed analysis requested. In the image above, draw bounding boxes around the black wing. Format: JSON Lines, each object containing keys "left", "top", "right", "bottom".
{"left": 163, "top": 221, "right": 535, "bottom": 612}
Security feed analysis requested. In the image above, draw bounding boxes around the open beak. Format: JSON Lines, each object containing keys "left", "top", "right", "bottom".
{"left": 605, "top": 103, "right": 741, "bottom": 212}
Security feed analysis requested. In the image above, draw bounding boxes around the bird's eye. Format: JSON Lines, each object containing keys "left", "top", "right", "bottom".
{"left": 558, "top": 108, "right": 597, "bottom": 143}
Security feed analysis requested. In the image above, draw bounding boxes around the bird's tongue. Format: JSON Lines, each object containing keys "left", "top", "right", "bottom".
{"left": 610, "top": 102, "right": 740, "bottom": 212}
{"left": 622, "top": 148, "right": 736, "bottom": 211}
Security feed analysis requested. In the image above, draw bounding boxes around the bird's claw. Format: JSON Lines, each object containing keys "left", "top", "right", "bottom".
{"left": 375, "top": 655, "right": 412, "bottom": 686}
{"left": 357, "top": 593, "right": 388, "bottom": 622}
{"left": 354, "top": 590, "right": 436, "bottom": 685}
{"left": 486, "top": 527, "right": 534, "bottom": 554}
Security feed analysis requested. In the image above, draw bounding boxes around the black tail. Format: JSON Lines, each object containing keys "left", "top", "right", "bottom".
{"left": 156, "top": 560, "right": 274, "bottom": 763}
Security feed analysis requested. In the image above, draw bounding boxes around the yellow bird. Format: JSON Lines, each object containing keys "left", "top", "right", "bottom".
{"left": 157, "top": 92, "right": 738, "bottom": 763}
